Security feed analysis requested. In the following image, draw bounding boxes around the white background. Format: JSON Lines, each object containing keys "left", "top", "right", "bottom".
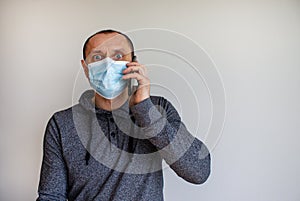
{"left": 1, "top": 0, "right": 300, "bottom": 200}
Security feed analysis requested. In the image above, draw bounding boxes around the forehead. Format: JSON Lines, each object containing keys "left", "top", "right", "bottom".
{"left": 86, "top": 33, "right": 131, "bottom": 54}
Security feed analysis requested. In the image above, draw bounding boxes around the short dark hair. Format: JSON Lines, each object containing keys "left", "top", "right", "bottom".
{"left": 82, "top": 29, "right": 135, "bottom": 60}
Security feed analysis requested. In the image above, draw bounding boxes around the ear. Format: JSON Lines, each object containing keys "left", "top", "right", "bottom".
{"left": 81, "top": 59, "right": 89, "bottom": 79}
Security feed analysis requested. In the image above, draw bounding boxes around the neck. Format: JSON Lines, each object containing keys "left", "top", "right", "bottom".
{"left": 93, "top": 89, "right": 128, "bottom": 111}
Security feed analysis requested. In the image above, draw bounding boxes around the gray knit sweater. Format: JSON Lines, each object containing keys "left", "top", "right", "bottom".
{"left": 36, "top": 90, "right": 211, "bottom": 201}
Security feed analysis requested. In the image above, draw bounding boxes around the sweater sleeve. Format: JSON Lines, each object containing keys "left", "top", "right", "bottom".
{"left": 36, "top": 114, "right": 68, "bottom": 201}
{"left": 130, "top": 97, "right": 211, "bottom": 184}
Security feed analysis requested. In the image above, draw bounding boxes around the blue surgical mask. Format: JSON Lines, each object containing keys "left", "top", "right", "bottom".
{"left": 87, "top": 57, "right": 129, "bottom": 99}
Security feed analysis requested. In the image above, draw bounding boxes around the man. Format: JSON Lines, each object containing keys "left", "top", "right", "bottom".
{"left": 36, "top": 29, "right": 211, "bottom": 201}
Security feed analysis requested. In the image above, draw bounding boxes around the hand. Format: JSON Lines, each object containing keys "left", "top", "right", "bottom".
{"left": 122, "top": 61, "right": 150, "bottom": 107}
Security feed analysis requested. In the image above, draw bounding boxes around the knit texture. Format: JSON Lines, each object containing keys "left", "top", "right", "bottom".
{"left": 36, "top": 90, "right": 211, "bottom": 201}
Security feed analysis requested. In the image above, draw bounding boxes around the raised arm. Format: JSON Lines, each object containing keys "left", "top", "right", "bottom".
{"left": 130, "top": 97, "right": 211, "bottom": 184}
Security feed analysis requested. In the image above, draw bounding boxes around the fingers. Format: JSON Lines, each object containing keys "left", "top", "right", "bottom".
{"left": 123, "top": 66, "right": 145, "bottom": 75}
{"left": 123, "top": 62, "right": 150, "bottom": 104}
{"left": 122, "top": 62, "right": 149, "bottom": 87}
{"left": 122, "top": 71, "right": 149, "bottom": 85}
{"left": 123, "top": 62, "right": 147, "bottom": 75}
{"left": 126, "top": 62, "right": 140, "bottom": 67}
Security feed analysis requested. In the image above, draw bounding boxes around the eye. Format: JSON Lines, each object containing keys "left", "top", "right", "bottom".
{"left": 93, "top": 55, "right": 102, "bottom": 61}
{"left": 114, "top": 53, "right": 123, "bottom": 60}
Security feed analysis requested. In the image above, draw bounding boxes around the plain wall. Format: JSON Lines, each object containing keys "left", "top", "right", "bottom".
{"left": 1, "top": 0, "right": 300, "bottom": 200}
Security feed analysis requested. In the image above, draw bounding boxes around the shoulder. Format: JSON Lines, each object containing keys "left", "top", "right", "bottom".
{"left": 48, "top": 104, "right": 84, "bottom": 128}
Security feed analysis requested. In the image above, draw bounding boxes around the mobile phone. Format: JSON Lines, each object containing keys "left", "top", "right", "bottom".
{"left": 128, "top": 55, "right": 138, "bottom": 96}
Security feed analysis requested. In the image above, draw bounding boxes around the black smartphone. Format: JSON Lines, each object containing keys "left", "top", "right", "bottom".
{"left": 128, "top": 55, "right": 138, "bottom": 96}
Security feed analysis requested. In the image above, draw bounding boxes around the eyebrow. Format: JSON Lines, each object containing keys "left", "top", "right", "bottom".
{"left": 90, "top": 50, "right": 104, "bottom": 54}
{"left": 90, "top": 47, "right": 129, "bottom": 54}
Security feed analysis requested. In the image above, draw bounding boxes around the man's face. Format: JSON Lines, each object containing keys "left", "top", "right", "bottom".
{"left": 84, "top": 33, "right": 132, "bottom": 65}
